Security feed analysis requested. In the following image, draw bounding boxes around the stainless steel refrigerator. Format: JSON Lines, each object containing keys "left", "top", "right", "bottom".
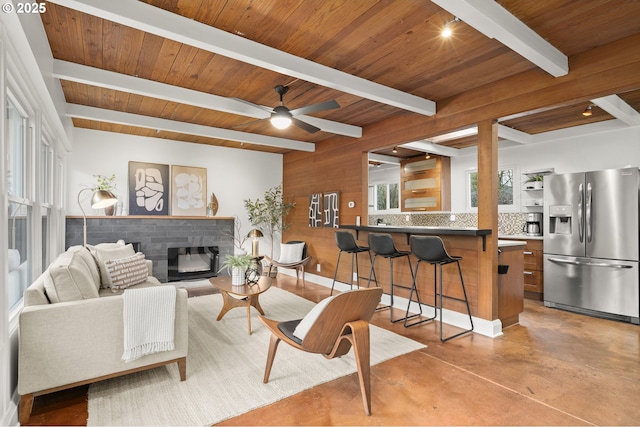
{"left": 543, "top": 167, "right": 639, "bottom": 324}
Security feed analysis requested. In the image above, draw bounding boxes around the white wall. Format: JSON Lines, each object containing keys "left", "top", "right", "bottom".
{"left": 450, "top": 125, "right": 640, "bottom": 212}
{"left": 66, "top": 128, "right": 283, "bottom": 253}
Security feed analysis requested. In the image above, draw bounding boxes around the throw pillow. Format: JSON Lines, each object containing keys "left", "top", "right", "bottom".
{"left": 105, "top": 252, "right": 149, "bottom": 292}
{"left": 293, "top": 294, "right": 337, "bottom": 341}
{"left": 90, "top": 244, "right": 136, "bottom": 287}
{"left": 67, "top": 246, "right": 101, "bottom": 289}
{"left": 44, "top": 250, "right": 101, "bottom": 303}
{"left": 278, "top": 242, "right": 305, "bottom": 264}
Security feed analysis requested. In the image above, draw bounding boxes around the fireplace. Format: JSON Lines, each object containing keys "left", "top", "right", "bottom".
{"left": 167, "top": 246, "right": 219, "bottom": 282}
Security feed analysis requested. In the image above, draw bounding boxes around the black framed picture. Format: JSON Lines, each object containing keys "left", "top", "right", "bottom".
{"left": 128, "top": 161, "right": 170, "bottom": 215}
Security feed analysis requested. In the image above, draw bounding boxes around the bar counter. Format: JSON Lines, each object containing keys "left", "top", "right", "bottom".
{"left": 338, "top": 225, "right": 523, "bottom": 336}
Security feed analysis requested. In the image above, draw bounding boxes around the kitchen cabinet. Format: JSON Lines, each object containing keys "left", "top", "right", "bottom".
{"left": 400, "top": 155, "right": 450, "bottom": 212}
{"left": 498, "top": 241, "right": 525, "bottom": 327}
{"left": 523, "top": 239, "right": 544, "bottom": 300}
{"left": 500, "top": 237, "right": 545, "bottom": 300}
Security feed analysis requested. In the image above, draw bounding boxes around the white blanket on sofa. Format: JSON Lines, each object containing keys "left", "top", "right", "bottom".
{"left": 122, "top": 286, "right": 176, "bottom": 362}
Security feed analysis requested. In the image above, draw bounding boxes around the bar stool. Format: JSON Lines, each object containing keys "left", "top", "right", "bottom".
{"left": 330, "top": 231, "right": 374, "bottom": 295}
{"left": 367, "top": 233, "right": 421, "bottom": 323}
{"left": 407, "top": 235, "right": 474, "bottom": 342}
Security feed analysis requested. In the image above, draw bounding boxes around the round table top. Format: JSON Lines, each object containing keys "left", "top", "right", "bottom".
{"left": 209, "top": 275, "right": 272, "bottom": 296}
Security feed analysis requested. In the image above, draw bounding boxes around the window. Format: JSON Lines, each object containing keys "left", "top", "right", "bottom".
{"left": 467, "top": 168, "right": 516, "bottom": 210}
{"left": 6, "top": 93, "right": 33, "bottom": 310}
{"left": 375, "top": 183, "right": 399, "bottom": 212}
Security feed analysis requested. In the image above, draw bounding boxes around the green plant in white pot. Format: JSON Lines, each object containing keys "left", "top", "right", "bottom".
{"left": 219, "top": 254, "right": 252, "bottom": 285}
{"left": 244, "top": 183, "right": 295, "bottom": 259}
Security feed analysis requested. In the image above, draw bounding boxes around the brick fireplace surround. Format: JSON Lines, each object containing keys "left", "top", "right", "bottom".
{"left": 65, "top": 216, "right": 234, "bottom": 283}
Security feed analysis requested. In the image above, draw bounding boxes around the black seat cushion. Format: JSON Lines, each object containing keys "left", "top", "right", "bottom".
{"left": 277, "top": 319, "right": 303, "bottom": 345}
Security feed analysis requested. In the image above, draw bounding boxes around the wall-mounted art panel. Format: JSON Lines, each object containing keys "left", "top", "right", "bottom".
{"left": 308, "top": 193, "right": 322, "bottom": 227}
{"left": 171, "top": 165, "right": 207, "bottom": 216}
{"left": 128, "top": 161, "right": 170, "bottom": 215}
{"left": 324, "top": 191, "right": 339, "bottom": 228}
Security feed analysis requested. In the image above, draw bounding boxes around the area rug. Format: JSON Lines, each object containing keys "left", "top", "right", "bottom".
{"left": 87, "top": 287, "right": 426, "bottom": 426}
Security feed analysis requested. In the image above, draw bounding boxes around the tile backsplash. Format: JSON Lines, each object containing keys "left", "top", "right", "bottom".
{"left": 369, "top": 212, "right": 529, "bottom": 235}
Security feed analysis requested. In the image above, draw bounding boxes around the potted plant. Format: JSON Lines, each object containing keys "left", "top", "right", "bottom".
{"left": 218, "top": 254, "right": 252, "bottom": 285}
{"left": 244, "top": 183, "right": 295, "bottom": 262}
{"left": 92, "top": 174, "right": 118, "bottom": 215}
{"left": 525, "top": 175, "right": 544, "bottom": 190}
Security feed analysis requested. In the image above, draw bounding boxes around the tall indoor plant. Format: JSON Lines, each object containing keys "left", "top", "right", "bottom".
{"left": 244, "top": 183, "right": 295, "bottom": 259}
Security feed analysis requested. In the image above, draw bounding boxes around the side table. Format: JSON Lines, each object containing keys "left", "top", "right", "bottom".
{"left": 209, "top": 275, "right": 272, "bottom": 335}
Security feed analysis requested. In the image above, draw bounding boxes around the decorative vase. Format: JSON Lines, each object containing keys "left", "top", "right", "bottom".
{"left": 104, "top": 204, "right": 117, "bottom": 216}
{"left": 231, "top": 267, "right": 245, "bottom": 286}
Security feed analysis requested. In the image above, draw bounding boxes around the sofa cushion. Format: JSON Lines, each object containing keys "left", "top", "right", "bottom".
{"left": 105, "top": 252, "right": 149, "bottom": 292}
{"left": 91, "top": 244, "right": 136, "bottom": 288}
{"left": 44, "top": 250, "right": 100, "bottom": 303}
{"left": 67, "top": 246, "right": 101, "bottom": 287}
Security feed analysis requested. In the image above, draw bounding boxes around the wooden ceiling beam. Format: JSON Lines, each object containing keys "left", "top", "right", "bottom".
{"left": 52, "top": 59, "right": 362, "bottom": 138}
{"left": 591, "top": 95, "right": 640, "bottom": 126}
{"left": 356, "top": 33, "right": 640, "bottom": 151}
{"left": 48, "top": 0, "right": 436, "bottom": 116}
{"left": 65, "top": 104, "right": 315, "bottom": 152}
{"left": 431, "top": 0, "right": 568, "bottom": 77}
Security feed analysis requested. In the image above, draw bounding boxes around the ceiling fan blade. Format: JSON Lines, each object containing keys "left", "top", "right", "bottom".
{"left": 289, "top": 99, "right": 339, "bottom": 116}
{"left": 292, "top": 117, "right": 321, "bottom": 133}
{"left": 229, "top": 97, "right": 273, "bottom": 114}
{"left": 231, "top": 118, "right": 266, "bottom": 129}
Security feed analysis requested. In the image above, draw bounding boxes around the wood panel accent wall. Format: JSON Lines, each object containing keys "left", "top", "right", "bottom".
{"left": 282, "top": 35, "right": 640, "bottom": 322}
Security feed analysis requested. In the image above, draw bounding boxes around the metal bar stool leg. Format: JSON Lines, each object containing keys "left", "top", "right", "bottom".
{"left": 404, "top": 260, "right": 436, "bottom": 328}
{"left": 367, "top": 254, "right": 390, "bottom": 312}
{"left": 439, "top": 260, "right": 474, "bottom": 342}
{"left": 330, "top": 250, "right": 344, "bottom": 296}
{"left": 390, "top": 254, "right": 422, "bottom": 324}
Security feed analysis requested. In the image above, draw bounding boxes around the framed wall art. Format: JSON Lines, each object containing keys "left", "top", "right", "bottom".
{"left": 323, "top": 191, "right": 339, "bottom": 228}
{"left": 171, "top": 165, "right": 207, "bottom": 216}
{"left": 128, "top": 161, "right": 170, "bottom": 215}
{"left": 308, "top": 193, "right": 322, "bottom": 227}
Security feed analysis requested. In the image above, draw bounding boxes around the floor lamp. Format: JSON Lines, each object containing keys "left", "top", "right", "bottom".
{"left": 77, "top": 188, "right": 118, "bottom": 247}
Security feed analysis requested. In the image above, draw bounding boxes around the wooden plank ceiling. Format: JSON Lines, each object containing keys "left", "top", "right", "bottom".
{"left": 40, "top": 0, "right": 640, "bottom": 156}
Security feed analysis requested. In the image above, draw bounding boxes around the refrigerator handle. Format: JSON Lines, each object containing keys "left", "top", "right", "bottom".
{"left": 586, "top": 182, "right": 592, "bottom": 243}
{"left": 578, "top": 183, "right": 584, "bottom": 242}
{"left": 547, "top": 257, "right": 633, "bottom": 269}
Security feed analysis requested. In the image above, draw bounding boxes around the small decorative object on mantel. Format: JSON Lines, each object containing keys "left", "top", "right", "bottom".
{"left": 207, "top": 192, "right": 219, "bottom": 217}
{"left": 218, "top": 254, "right": 252, "bottom": 286}
{"left": 92, "top": 174, "right": 118, "bottom": 216}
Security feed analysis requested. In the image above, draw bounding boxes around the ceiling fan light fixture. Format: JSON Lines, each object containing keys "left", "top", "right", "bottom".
{"left": 271, "top": 115, "right": 292, "bottom": 129}
{"left": 582, "top": 104, "right": 594, "bottom": 116}
{"left": 270, "top": 105, "right": 293, "bottom": 129}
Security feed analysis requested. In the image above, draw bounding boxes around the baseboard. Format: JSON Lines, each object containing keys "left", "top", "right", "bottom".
{"left": 279, "top": 269, "right": 504, "bottom": 338}
{"left": 2, "top": 391, "right": 18, "bottom": 426}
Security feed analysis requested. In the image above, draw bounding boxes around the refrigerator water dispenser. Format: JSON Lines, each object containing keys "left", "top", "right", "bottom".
{"left": 549, "top": 205, "right": 572, "bottom": 234}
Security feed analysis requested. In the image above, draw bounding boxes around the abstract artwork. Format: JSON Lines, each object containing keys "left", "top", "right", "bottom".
{"left": 324, "top": 191, "right": 339, "bottom": 228}
{"left": 128, "top": 161, "right": 170, "bottom": 215}
{"left": 308, "top": 193, "right": 322, "bottom": 227}
{"left": 171, "top": 165, "right": 207, "bottom": 216}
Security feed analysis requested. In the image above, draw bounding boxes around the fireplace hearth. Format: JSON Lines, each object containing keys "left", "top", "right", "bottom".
{"left": 168, "top": 246, "right": 219, "bottom": 282}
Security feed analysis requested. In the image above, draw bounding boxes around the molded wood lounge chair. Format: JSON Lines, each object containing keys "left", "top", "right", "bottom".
{"left": 263, "top": 241, "right": 312, "bottom": 283}
{"left": 258, "top": 287, "right": 383, "bottom": 415}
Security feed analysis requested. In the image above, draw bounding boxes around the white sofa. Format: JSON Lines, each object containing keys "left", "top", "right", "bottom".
{"left": 18, "top": 243, "right": 188, "bottom": 425}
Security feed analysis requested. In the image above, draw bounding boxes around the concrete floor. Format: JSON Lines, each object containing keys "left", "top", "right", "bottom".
{"left": 24, "top": 274, "right": 640, "bottom": 426}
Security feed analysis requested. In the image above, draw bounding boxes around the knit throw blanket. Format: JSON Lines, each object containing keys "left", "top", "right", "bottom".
{"left": 122, "top": 286, "right": 176, "bottom": 363}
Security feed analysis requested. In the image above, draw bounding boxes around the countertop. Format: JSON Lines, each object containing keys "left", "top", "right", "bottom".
{"left": 499, "top": 234, "right": 543, "bottom": 241}
{"left": 498, "top": 240, "right": 527, "bottom": 247}
{"left": 342, "top": 224, "right": 492, "bottom": 236}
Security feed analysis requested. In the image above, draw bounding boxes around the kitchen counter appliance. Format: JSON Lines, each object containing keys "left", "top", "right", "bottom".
{"left": 544, "top": 167, "right": 639, "bottom": 324}
{"left": 522, "top": 212, "right": 542, "bottom": 236}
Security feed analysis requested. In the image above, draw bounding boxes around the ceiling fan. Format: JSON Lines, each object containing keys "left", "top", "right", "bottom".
{"left": 239, "top": 85, "right": 340, "bottom": 133}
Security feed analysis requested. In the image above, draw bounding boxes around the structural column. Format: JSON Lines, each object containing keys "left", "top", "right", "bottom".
{"left": 476, "top": 119, "right": 499, "bottom": 320}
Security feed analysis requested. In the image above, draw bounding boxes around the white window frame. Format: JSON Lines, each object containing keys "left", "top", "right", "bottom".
{"left": 465, "top": 165, "right": 520, "bottom": 212}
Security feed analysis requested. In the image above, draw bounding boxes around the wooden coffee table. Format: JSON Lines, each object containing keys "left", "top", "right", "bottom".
{"left": 209, "top": 275, "right": 272, "bottom": 335}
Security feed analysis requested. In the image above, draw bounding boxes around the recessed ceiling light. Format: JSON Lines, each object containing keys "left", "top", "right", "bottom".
{"left": 442, "top": 16, "right": 461, "bottom": 38}
{"left": 582, "top": 104, "right": 593, "bottom": 116}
